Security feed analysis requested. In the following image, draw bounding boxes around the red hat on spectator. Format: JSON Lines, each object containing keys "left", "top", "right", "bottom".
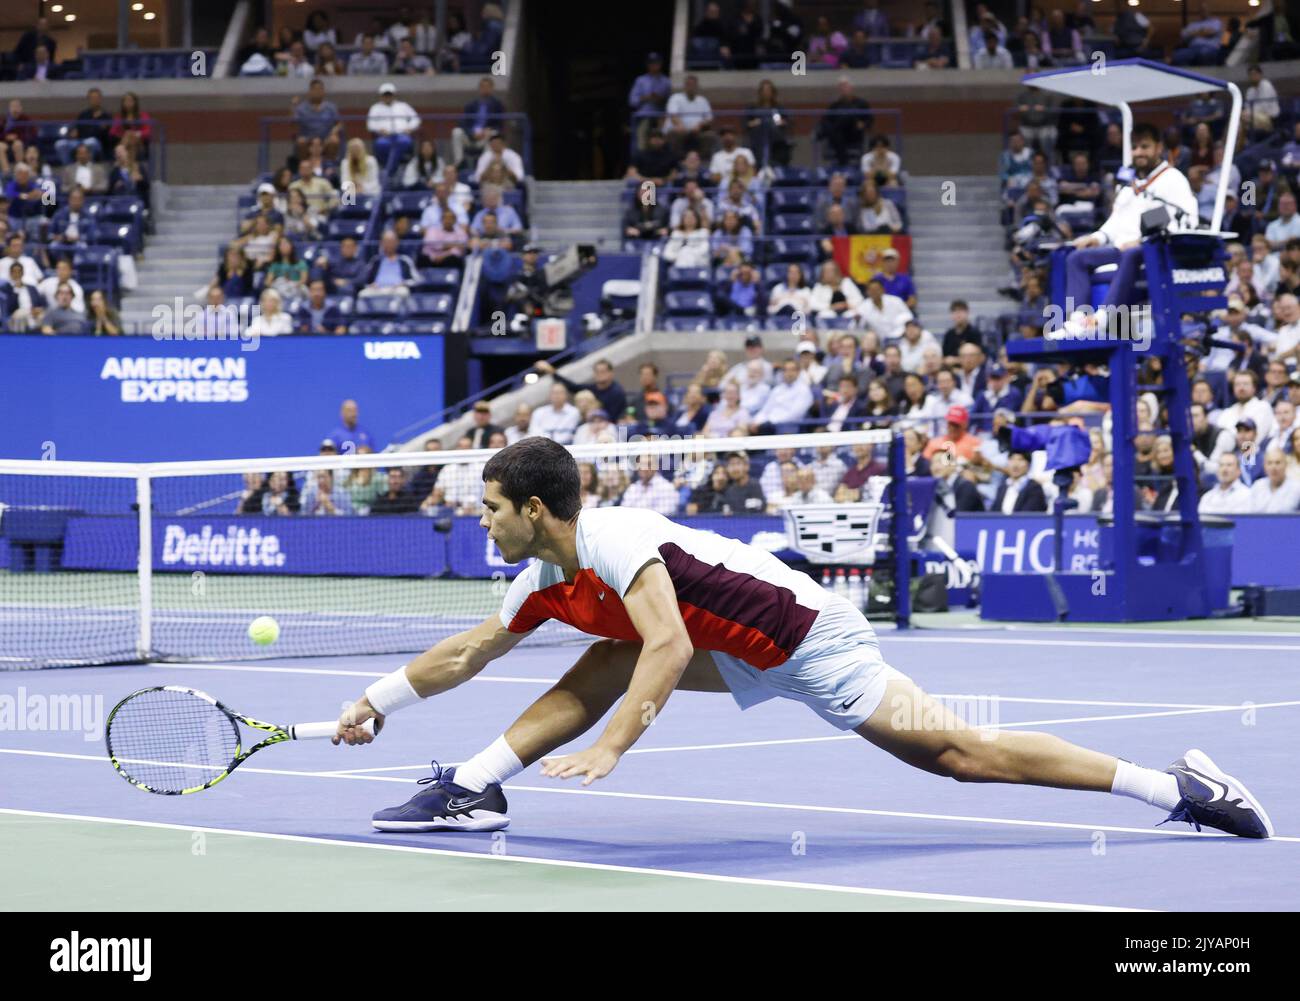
{"left": 946, "top": 405, "right": 969, "bottom": 428}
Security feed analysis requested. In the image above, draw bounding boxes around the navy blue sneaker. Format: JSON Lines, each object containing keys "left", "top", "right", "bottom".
{"left": 1159, "top": 749, "right": 1274, "bottom": 839}
{"left": 372, "top": 761, "right": 510, "bottom": 833}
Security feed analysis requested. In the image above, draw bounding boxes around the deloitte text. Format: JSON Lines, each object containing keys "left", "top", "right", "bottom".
{"left": 161, "top": 524, "right": 286, "bottom": 567}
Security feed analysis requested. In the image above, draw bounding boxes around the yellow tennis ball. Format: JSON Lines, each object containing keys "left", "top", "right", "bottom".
{"left": 247, "top": 616, "right": 280, "bottom": 646}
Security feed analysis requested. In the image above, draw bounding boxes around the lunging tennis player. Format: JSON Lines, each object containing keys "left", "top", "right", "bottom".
{"left": 335, "top": 438, "right": 1272, "bottom": 839}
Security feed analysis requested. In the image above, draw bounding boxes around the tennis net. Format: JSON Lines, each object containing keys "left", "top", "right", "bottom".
{"left": 0, "top": 428, "right": 910, "bottom": 668}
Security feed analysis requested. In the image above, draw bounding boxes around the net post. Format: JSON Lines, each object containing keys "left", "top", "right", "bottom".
{"left": 888, "top": 429, "right": 911, "bottom": 629}
{"left": 136, "top": 472, "right": 152, "bottom": 661}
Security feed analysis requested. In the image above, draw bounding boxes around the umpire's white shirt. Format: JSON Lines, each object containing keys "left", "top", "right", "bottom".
{"left": 1094, "top": 162, "right": 1199, "bottom": 247}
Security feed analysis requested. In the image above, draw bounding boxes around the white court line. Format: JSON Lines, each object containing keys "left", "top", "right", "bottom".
{"left": 885, "top": 636, "right": 1300, "bottom": 653}
{"left": 273, "top": 699, "right": 1300, "bottom": 772}
{"left": 144, "top": 662, "right": 1274, "bottom": 710}
{"left": 0, "top": 807, "right": 1142, "bottom": 912}
{"left": 4, "top": 747, "right": 1297, "bottom": 843}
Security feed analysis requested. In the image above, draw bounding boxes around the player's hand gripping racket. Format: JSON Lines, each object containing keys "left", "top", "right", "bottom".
{"left": 105, "top": 686, "right": 378, "bottom": 795}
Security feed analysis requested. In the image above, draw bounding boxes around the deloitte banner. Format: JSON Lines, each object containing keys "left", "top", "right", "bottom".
{"left": 0, "top": 334, "right": 460, "bottom": 461}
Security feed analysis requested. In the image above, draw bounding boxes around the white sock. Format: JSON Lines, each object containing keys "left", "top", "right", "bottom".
{"left": 453, "top": 735, "right": 524, "bottom": 792}
{"left": 1111, "top": 759, "right": 1182, "bottom": 811}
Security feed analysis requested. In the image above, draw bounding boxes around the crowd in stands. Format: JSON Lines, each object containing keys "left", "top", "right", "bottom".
{"left": 207, "top": 66, "right": 527, "bottom": 335}
{"left": 1, "top": 86, "right": 150, "bottom": 331}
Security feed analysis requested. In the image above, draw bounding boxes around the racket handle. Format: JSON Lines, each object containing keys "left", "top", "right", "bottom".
{"left": 291, "top": 718, "right": 377, "bottom": 741}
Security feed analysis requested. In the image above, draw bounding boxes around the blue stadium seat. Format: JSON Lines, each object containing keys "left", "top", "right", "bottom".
{"left": 325, "top": 296, "right": 353, "bottom": 317}
{"left": 768, "top": 189, "right": 813, "bottom": 213}
{"left": 771, "top": 213, "right": 814, "bottom": 236}
{"left": 412, "top": 268, "right": 461, "bottom": 292}
{"left": 771, "top": 167, "right": 813, "bottom": 187}
{"left": 769, "top": 238, "right": 817, "bottom": 264}
{"left": 388, "top": 319, "right": 449, "bottom": 335}
{"left": 347, "top": 319, "right": 398, "bottom": 335}
{"left": 687, "top": 36, "right": 723, "bottom": 69}
{"left": 663, "top": 291, "right": 713, "bottom": 317}
{"left": 333, "top": 195, "right": 378, "bottom": 219}
{"left": 665, "top": 266, "right": 711, "bottom": 290}
{"left": 384, "top": 191, "right": 432, "bottom": 217}
{"left": 662, "top": 317, "right": 713, "bottom": 332}
{"left": 325, "top": 219, "right": 368, "bottom": 240}
{"left": 354, "top": 296, "right": 405, "bottom": 318}
{"left": 406, "top": 293, "right": 454, "bottom": 318}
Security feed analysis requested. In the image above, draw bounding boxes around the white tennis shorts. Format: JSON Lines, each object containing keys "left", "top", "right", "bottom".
{"left": 709, "top": 594, "right": 905, "bottom": 730}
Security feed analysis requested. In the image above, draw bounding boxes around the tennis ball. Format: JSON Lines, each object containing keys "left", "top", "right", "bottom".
{"left": 247, "top": 616, "right": 280, "bottom": 646}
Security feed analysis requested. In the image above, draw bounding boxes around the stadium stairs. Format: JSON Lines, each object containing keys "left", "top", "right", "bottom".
{"left": 119, "top": 184, "right": 248, "bottom": 333}
{"left": 905, "top": 174, "right": 1008, "bottom": 334}
{"left": 528, "top": 180, "right": 625, "bottom": 250}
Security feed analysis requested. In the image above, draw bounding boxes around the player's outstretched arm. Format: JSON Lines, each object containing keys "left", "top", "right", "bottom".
{"left": 334, "top": 615, "right": 527, "bottom": 745}
{"left": 541, "top": 561, "right": 693, "bottom": 784}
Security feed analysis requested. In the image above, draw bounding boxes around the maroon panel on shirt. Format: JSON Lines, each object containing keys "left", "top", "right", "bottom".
{"left": 658, "top": 542, "right": 819, "bottom": 659}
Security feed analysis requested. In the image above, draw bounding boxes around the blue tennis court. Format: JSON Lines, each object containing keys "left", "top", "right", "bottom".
{"left": 4, "top": 618, "right": 1297, "bottom": 912}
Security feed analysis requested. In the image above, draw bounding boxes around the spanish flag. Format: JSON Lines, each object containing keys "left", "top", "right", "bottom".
{"left": 831, "top": 235, "right": 912, "bottom": 285}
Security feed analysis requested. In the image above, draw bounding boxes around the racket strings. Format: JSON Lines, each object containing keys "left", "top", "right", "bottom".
{"left": 107, "top": 689, "right": 240, "bottom": 793}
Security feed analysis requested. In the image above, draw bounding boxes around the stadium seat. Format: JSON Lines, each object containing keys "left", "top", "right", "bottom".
{"left": 347, "top": 319, "right": 399, "bottom": 335}
{"left": 661, "top": 317, "right": 713, "bottom": 332}
{"left": 771, "top": 213, "right": 814, "bottom": 236}
{"left": 771, "top": 167, "right": 813, "bottom": 187}
{"left": 333, "top": 196, "right": 379, "bottom": 219}
{"left": 769, "top": 237, "right": 817, "bottom": 263}
{"left": 663, "top": 291, "right": 714, "bottom": 317}
{"left": 665, "top": 266, "right": 711, "bottom": 290}
{"left": 325, "top": 219, "right": 368, "bottom": 240}
{"left": 384, "top": 191, "right": 432, "bottom": 217}
{"left": 406, "top": 293, "right": 455, "bottom": 318}
{"left": 412, "top": 268, "right": 461, "bottom": 292}
{"left": 768, "top": 189, "right": 813, "bottom": 213}
{"left": 354, "top": 296, "right": 406, "bottom": 319}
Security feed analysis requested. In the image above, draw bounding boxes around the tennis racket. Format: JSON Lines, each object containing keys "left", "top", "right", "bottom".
{"left": 105, "top": 685, "right": 377, "bottom": 795}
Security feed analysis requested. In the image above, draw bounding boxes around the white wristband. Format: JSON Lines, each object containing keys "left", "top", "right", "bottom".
{"left": 365, "top": 665, "right": 422, "bottom": 716}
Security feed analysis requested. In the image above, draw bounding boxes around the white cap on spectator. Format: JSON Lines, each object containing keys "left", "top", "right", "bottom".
{"left": 257, "top": 183, "right": 275, "bottom": 195}
{"left": 379, "top": 82, "right": 396, "bottom": 95}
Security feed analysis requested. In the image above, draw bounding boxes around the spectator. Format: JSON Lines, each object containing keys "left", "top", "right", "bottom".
{"left": 292, "top": 78, "right": 341, "bottom": 161}
{"left": 723, "top": 335, "right": 773, "bottom": 386}
{"left": 898, "top": 319, "right": 940, "bottom": 372}
{"left": 473, "top": 131, "right": 525, "bottom": 186}
{"left": 311, "top": 235, "right": 365, "bottom": 295}
{"left": 57, "top": 144, "right": 106, "bottom": 196}
{"left": 749, "top": 359, "right": 814, "bottom": 434}
{"left": 392, "top": 36, "right": 433, "bottom": 75}
{"left": 993, "top": 451, "right": 1048, "bottom": 512}
{"left": 862, "top": 135, "right": 902, "bottom": 189}
{"left": 1249, "top": 447, "right": 1300, "bottom": 511}
{"left": 313, "top": 41, "right": 345, "bottom": 76}
{"left": 628, "top": 51, "right": 672, "bottom": 150}
{"left": 663, "top": 75, "right": 714, "bottom": 156}
{"left": 809, "top": 261, "right": 863, "bottom": 321}
{"left": 871, "top": 248, "right": 916, "bottom": 309}
{"left": 1173, "top": 1, "right": 1223, "bottom": 66}
{"left": 246, "top": 288, "right": 294, "bottom": 338}
{"left": 1266, "top": 193, "right": 1300, "bottom": 253}
{"left": 973, "top": 31, "right": 1013, "bottom": 69}
{"left": 622, "top": 455, "right": 680, "bottom": 515}
{"left": 356, "top": 229, "right": 416, "bottom": 298}
{"left": 855, "top": 278, "right": 913, "bottom": 340}
{"left": 767, "top": 263, "right": 811, "bottom": 317}
{"left": 294, "top": 279, "right": 346, "bottom": 334}
{"left": 261, "top": 471, "right": 300, "bottom": 515}
{"left": 300, "top": 470, "right": 353, "bottom": 516}
{"left": 835, "top": 442, "right": 888, "bottom": 502}
{"left": 109, "top": 92, "right": 152, "bottom": 161}
{"left": 503, "top": 404, "right": 533, "bottom": 445}
{"left": 288, "top": 159, "right": 337, "bottom": 219}
{"left": 707, "top": 127, "right": 755, "bottom": 187}
{"left": 1199, "top": 452, "right": 1253, "bottom": 514}
{"left": 348, "top": 33, "right": 390, "bottom": 75}
{"left": 818, "top": 78, "right": 873, "bottom": 167}
{"left": 669, "top": 178, "right": 714, "bottom": 229}
{"left": 419, "top": 207, "right": 468, "bottom": 269}
{"left": 824, "top": 375, "right": 866, "bottom": 433}
{"left": 87, "top": 289, "right": 121, "bottom": 335}
{"left": 922, "top": 406, "right": 981, "bottom": 461}
{"left": 266, "top": 237, "right": 309, "bottom": 300}
{"left": 858, "top": 180, "right": 903, "bottom": 234}
{"left": 1113, "top": 4, "right": 1157, "bottom": 59}
{"left": 719, "top": 451, "right": 765, "bottom": 513}
{"left": 663, "top": 208, "right": 711, "bottom": 268}
{"left": 14, "top": 15, "right": 56, "bottom": 66}
{"left": 623, "top": 193, "right": 669, "bottom": 243}
{"left": 36, "top": 258, "right": 84, "bottom": 314}
{"left": 39, "top": 282, "right": 85, "bottom": 334}
{"left": 471, "top": 184, "right": 524, "bottom": 241}
{"left": 702, "top": 381, "right": 747, "bottom": 438}
{"left": 364, "top": 82, "right": 420, "bottom": 172}
{"left": 528, "top": 383, "right": 581, "bottom": 444}
{"left": 535, "top": 357, "right": 627, "bottom": 418}
{"left": 371, "top": 468, "right": 420, "bottom": 514}
{"left": 744, "top": 78, "right": 792, "bottom": 168}
{"left": 814, "top": 172, "right": 860, "bottom": 232}
{"left": 941, "top": 300, "right": 983, "bottom": 360}
{"left": 303, "top": 11, "right": 338, "bottom": 55}
{"left": 2, "top": 259, "right": 44, "bottom": 330}
{"left": 452, "top": 77, "right": 505, "bottom": 168}
{"left": 627, "top": 129, "right": 677, "bottom": 187}
{"left": 1217, "top": 370, "right": 1275, "bottom": 438}
{"left": 717, "top": 261, "right": 764, "bottom": 317}
{"left": 1040, "top": 9, "right": 1084, "bottom": 65}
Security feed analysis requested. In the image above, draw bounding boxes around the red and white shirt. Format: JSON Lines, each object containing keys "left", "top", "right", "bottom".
{"left": 499, "top": 507, "right": 830, "bottom": 669}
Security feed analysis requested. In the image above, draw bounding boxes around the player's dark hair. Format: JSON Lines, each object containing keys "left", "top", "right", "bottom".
{"left": 1131, "top": 122, "right": 1161, "bottom": 146}
{"left": 482, "top": 437, "right": 581, "bottom": 521}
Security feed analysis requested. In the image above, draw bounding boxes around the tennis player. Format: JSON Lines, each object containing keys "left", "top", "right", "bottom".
{"left": 336, "top": 437, "right": 1273, "bottom": 839}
